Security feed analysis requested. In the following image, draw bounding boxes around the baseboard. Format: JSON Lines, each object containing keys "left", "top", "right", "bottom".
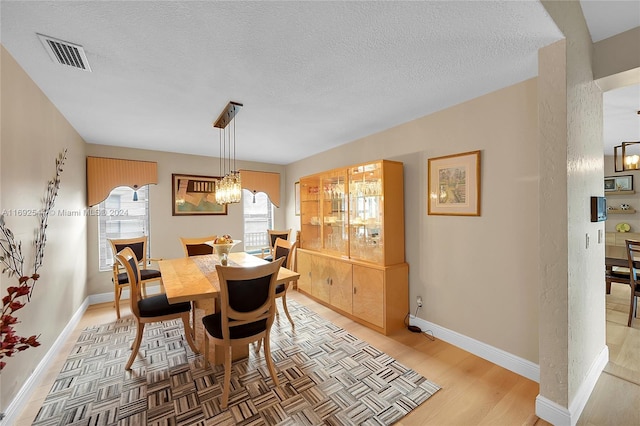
{"left": 410, "top": 315, "right": 540, "bottom": 382}
{"left": 1, "top": 297, "right": 90, "bottom": 425}
{"left": 536, "top": 345, "right": 609, "bottom": 426}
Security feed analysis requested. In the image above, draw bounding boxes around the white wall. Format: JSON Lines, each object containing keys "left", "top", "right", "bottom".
{"left": 285, "top": 78, "right": 541, "bottom": 363}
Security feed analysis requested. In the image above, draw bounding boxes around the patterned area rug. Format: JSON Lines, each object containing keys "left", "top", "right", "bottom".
{"left": 33, "top": 299, "right": 440, "bottom": 425}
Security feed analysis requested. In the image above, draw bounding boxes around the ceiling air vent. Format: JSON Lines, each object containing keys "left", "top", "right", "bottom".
{"left": 37, "top": 33, "right": 91, "bottom": 72}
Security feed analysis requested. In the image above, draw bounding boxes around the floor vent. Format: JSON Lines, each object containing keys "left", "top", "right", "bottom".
{"left": 37, "top": 33, "right": 91, "bottom": 72}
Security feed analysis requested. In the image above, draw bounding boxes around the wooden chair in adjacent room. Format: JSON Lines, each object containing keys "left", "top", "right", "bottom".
{"left": 116, "top": 247, "right": 198, "bottom": 370}
{"left": 624, "top": 239, "right": 640, "bottom": 326}
{"left": 201, "top": 258, "right": 284, "bottom": 409}
{"left": 261, "top": 229, "right": 291, "bottom": 261}
{"left": 271, "top": 237, "right": 298, "bottom": 327}
{"left": 180, "top": 235, "right": 217, "bottom": 257}
{"left": 108, "top": 236, "right": 163, "bottom": 319}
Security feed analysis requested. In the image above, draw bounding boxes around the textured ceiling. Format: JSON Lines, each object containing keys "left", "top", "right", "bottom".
{"left": 0, "top": 1, "right": 637, "bottom": 164}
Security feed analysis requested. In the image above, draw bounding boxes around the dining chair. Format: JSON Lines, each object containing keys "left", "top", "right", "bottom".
{"left": 202, "top": 258, "right": 284, "bottom": 409}
{"left": 624, "top": 239, "right": 640, "bottom": 326}
{"left": 261, "top": 229, "right": 291, "bottom": 261}
{"left": 180, "top": 235, "right": 217, "bottom": 257}
{"left": 108, "top": 236, "right": 163, "bottom": 319}
{"left": 272, "top": 237, "right": 297, "bottom": 327}
{"left": 116, "top": 247, "right": 198, "bottom": 370}
{"left": 179, "top": 235, "right": 217, "bottom": 329}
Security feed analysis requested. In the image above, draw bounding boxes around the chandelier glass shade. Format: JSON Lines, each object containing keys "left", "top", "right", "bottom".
{"left": 213, "top": 101, "right": 243, "bottom": 204}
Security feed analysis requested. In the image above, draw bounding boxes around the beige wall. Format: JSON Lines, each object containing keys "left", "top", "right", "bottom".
{"left": 0, "top": 46, "right": 88, "bottom": 411}
{"left": 85, "top": 144, "right": 286, "bottom": 296}
{"left": 285, "top": 78, "right": 541, "bottom": 363}
{"left": 593, "top": 26, "right": 640, "bottom": 86}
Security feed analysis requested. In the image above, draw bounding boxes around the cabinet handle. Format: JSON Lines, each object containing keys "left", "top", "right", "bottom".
{"left": 354, "top": 287, "right": 357, "bottom": 294}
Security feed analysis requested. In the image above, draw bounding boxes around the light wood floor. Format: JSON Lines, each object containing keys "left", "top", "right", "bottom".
{"left": 578, "top": 283, "right": 640, "bottom": 426}
{"left": 17, "top": 286, "right": 637, "bottom": 426}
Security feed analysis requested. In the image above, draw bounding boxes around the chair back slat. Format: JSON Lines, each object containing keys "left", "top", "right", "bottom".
{"left": 115, "top": 247, "right": 143, "bottom": 317}
{"left": 273, "top": 238, "right": 297, "bottom": 270}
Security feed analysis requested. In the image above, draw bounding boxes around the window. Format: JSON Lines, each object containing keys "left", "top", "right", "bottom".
{"left": 98, "top": 186, "right": 150, "bottom": 271}
{"left": 243, "top": 189, "right": 274, "bottom": 253}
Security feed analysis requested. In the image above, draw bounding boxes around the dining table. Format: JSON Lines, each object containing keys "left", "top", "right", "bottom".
{"left": 159, "top": 251, "right": 300, "bottom": 365}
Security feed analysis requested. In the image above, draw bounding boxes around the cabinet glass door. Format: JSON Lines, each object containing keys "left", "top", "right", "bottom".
{"left": 300, "top": 176, "right": 321, "bottom": 250}
{"left": 321, "top": 171, "right": 348, "bottom": 256}
{"left": 349, "top": 162, "right": 383, "bottom": 263}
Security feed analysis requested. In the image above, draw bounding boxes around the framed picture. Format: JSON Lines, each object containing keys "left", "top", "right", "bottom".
{"left": 295, "top": 181, "right": 301, "bottom": 216}
{"left": 428, "top": 150, "right": 481, "bottom": 216}
{"left": 172, "top": 173, "right": 227, "bottom": 216}
{"left": 604, "top": 175, "right": 633, "bottom": 192}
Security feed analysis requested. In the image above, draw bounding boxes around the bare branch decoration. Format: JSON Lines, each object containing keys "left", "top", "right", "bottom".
{"left": 0, "top": 149, "right": 67, "bottom": 370}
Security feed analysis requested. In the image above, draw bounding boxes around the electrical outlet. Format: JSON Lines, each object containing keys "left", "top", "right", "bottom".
{"left": 416, "top": 296, "right": 423, "bottom": 307}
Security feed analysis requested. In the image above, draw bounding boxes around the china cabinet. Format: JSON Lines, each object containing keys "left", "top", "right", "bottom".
{"left": 298, "top": 160, "right": 408, "bottom": 335}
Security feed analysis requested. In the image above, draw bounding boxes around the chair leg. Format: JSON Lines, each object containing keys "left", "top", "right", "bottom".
{"left": 181, "top": 314, "right": 199, "bottom": 354}
{"left": 281, "top": 293, "right": 295, "bottom": 327}
{"left": 628, "top": 291, "right": 636, "bottom": 327}
{"left": 115, "top": 286, "right": 122, "bottom": 319}
{"left": 126, "top": 322, "right": 145, "bottom": 370}
{"left": 264, "top": 330, "right": 279, "bottom": 387}
{"left": 221, "top": 346, "right": 232, "bottom": 409}
{"left": 203, "top": 333, "right": 210, "bottom": 369}
{"left": 254, "top": 338, "right": 262, "bottom": 354}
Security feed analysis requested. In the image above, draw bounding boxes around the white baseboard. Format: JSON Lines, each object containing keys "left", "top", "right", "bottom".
{"left": 535, "top": 345, "right": 608, "bottom": 426}
{"left": 410, "top": 315, "right": 540, "bottom": 382}
{"left": 2, "top": 297, "right": 90, "bottom": 425}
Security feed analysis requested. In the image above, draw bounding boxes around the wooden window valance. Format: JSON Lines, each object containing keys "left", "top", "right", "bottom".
{"left": 87, "top": 156, "right": 158, "bottom": 206}
{"left": 240, "top": 169, "right": 280, "bottom": 207}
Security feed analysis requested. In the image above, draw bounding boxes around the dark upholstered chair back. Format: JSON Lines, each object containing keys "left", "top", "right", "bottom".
{"left": 180, "top": 235, "right": 217, "bottom": 257}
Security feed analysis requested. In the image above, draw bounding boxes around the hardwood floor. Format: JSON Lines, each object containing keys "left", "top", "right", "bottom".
{"left": 578, "top": 283, "right": 640, "bottom": 426}
{"left": 17, "top": 284, "right": 640, "bottom": 425}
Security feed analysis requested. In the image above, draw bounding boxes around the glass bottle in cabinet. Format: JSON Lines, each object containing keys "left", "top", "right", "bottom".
{"left": 349, "top": 162, "right": 384, "bottom": 263}
{"left": 300, "top": 176, "right": 321, "bottom": 250}
{"left": 321, "top": 171, "right": 348, "bottom": 256}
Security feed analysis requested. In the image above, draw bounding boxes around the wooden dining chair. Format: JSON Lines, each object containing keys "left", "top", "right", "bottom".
{"left": 272, "top": 237, "right": 297, "bottom": 327}
{"left": 261, "top": 229, "right": 291, "bottom": 261}
{"left": 624, "top": 239, "right": 640, "bottom": 326}
{"left": 179, "top": 235, "right": 217, "bottom": 329}
{"left": 202, "top": 258, "right": 284, "bottom": 409}
{"left": 116, "top": 247, "right": 198, "bottom": 370}
{"left": 109, "top": 236, "right": 163, "bottom": 319}
{"left": 180, "top": 235, "right": 217, "bottom": 257}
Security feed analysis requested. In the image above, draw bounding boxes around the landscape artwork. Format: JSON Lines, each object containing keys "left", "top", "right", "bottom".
{"left": 172, "top": 174, "right": 227, "bottom": 215}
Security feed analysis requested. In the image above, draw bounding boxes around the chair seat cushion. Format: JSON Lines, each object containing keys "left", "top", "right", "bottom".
{"left": 202, "top": 312, "right": 267, "bottom": 339}
{"left": 264, "top": 255, "right": 273, "bottom": 262}
{"left": 138, "top": 294, "right": 191, "bottom": 317}
{"left": 117, "top": 269, "right": 162, "bottom": 285}
{"left": 275, "top": 283, "right": 285, "bottom": 294}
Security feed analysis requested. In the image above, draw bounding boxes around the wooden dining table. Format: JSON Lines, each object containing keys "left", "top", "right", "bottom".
{"left": 159, "top": 251, "right": 300, "bottom": 364}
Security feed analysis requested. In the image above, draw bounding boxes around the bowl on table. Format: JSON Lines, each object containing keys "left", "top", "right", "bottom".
{"left": 208, "top": 240, "right": 241, "bottom": 265}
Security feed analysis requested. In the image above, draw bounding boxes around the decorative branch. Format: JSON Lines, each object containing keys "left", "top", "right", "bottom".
{"left": 0, "top": 149, "right": 67, "bottom": 371}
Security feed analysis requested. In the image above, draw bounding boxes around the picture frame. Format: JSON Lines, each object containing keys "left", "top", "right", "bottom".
{"left": 428, "top": 150, "right": 481, "bottom": 216}
{"left": 294, "top": 181, "right": 301, "bottom": 216}
{"left": 171, "top": 173, "right": 227, "bottom": 216}
{"left": 604, "top": 175, "right": 633, "bottom": 192}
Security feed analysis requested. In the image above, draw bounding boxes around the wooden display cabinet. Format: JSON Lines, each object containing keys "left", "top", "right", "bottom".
{"left": 298, "top": 160, "right": 408, "bottom": 335}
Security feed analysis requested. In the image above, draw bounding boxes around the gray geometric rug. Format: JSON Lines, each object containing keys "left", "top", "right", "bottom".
{"left": 33, "top": 299, "right": 440, "bottom": 425}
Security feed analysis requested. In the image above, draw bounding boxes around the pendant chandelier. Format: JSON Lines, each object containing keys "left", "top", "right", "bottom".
{"left": 614, "top": 141, "right": 640, "bottom": 172}
{"left": 213, "top": 101, "right": 243, "bottom": 204}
